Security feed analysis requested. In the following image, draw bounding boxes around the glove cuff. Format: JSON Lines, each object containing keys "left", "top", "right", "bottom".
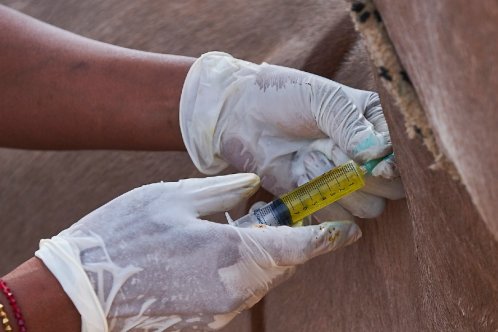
{"left": 35, "top": 236, "right": 108, "bottom": 332}
{"left": 179, "top": 51, "right": 234, "bottom": 174}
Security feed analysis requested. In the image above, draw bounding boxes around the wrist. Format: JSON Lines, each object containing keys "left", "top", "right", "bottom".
{"left": 179, "top": 51, "right": 235, "bottom": 174}
{"left": 35, "top": 236, "right": 107, "bottom": 332}
{"left": 1, "top": 257, "right": 81, "bottom": 332}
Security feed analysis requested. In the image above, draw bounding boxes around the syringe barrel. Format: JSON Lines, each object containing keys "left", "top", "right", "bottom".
{"left": 231, "top": 155, "right": 392, "bottom": 228}
{"left": 232, "top": 199, "right": 292, "bottom": 227}
{"left": 231, "top": 213, "right": 258, "bottom": 227}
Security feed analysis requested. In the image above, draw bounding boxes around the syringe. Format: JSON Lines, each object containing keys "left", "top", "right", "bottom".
{"left": 231, "top": 154, "right": 393, "bottom": 227}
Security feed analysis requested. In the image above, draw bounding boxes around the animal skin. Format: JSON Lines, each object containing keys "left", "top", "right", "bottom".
{"left": 373, "top": 0, "right": 498, "bottom": 242}
{"left": 0, "top": 1, "right": 496, "bottom": 331}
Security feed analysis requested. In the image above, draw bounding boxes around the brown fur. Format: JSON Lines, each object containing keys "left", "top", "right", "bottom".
{"left": 1, "top": 1, "right": 496, "bottom": 331}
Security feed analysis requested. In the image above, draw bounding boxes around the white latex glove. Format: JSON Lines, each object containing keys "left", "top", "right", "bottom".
{"left": 180, "top": 52, "right": 404, "bottom": 221}
{"left": 35, "top": 173, "right": 361, "bottom": 331}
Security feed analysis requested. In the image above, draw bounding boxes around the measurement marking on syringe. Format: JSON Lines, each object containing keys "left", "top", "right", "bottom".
{"left": 287, "top": 199, "right": 298, "bottom": 214}
{"left": 335, "top": 173, "right": 344, "bottom": 191}
{"left": 346, "top": 164, "right": 357, "bottom": 185}
{"left": 305, "top": 186, "right": 313, "bottom": 201}
{"left": 324, "top": 179, "right": 335, "bottom": 197}
{"left": 297, "top": 193, "right": 307, "bottom": 210}
{"left": 317, "top": 180, "right": 327, "bottom": 200}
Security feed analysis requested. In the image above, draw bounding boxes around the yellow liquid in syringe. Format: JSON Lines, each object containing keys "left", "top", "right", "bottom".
{"left": 281, "top": 160, "right": 365, "bottom": 223}
{"left": 232, "top": 155, "right": 390, "bottom": 227}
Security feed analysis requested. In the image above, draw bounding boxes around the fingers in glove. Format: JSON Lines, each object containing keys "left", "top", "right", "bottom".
{"left": 178, "top": 173, "right": 260, "bottom": 217}
{"left": 312, "top": 205, "right": 354, "bottom": 222}
{"left": 238, "top": 221, "right": 361, "bottom": 266}
{"left": 305, "top": 138, "right": 398, "bottom": 180}
{"left": 362, "top": 176, "right": 405, "bottom": 200}
{"left": 337, "top": 85, "right": 389, "bottom": 133}
{"left": 337, "top": 193, "right": 385, "bottom": 219}
{"left": 363, "top": 91, "right": 389, "bottom": 133}
{"left": 313, "top": 85, "right": 391, "bottom": 164}
{"left": 371, "top": 153, "right": 399, "bottom": 178}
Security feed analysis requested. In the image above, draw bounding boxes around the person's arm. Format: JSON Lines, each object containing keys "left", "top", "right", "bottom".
{"left": 0, "top": 5, "right": 193, "bottom": 150}
{"left": 1, "top": 258, "right": 80, "bottom": 331}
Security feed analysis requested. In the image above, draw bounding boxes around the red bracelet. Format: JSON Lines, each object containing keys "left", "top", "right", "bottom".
{"left": 0, "top": 280, "right": 26, "bottom": 332}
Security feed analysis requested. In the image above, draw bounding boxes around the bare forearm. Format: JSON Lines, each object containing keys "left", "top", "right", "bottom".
{"left": 0, "top": 5, "right": 194, "bottom": 150}
{"left": 1, "top": 257, "right": 80, "bottom": 332}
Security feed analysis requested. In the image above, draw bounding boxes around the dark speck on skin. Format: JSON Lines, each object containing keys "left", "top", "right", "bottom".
{"left": 71, "top": 61, "right": 88, "bottom": 71}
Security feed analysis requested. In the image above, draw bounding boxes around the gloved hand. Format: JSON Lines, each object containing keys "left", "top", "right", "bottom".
{"left": 180, "top": 52, "right": 404, "bottom": 221}
{"left": 35, "top": 173, "right": 361, "bottom": 331}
